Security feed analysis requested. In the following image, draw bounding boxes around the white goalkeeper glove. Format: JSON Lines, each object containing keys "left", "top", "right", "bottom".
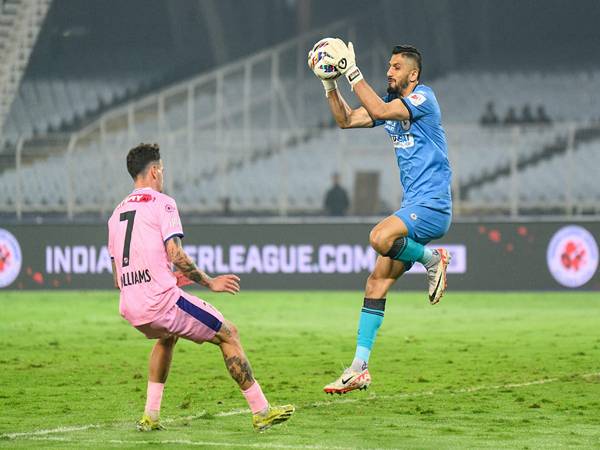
{"left": 321, "top": 40, "right": 364, "bottom": 90}
{"left": 307, "top": 48, "right": 338, "bottom": 97}
{"left": 317, "top": 76, "right": 337, "bottom": 97}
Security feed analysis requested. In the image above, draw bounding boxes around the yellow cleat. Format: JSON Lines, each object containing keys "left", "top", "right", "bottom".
{"left": 136, "top": 414, "right": 165, "bottom": 432}
{"left": 252, "top": 404, "right": 295, "bottom": 432}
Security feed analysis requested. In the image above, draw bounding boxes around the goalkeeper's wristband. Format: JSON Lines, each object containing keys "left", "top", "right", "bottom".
{"left": 322, "top": 79, "right": 337, "bottom": 97}
{"left": 344, "top": 65, "right": 363, "bottom": 90}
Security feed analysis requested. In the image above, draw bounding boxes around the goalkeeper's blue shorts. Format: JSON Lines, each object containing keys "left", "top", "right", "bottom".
{"left": 394, "top": 204, "right": 452, "bottom": 245}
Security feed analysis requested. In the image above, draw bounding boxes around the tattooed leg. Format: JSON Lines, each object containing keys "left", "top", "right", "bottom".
{"left": 224, "top": 355, "right": 254, "bottom": 388}
{"left": 211, "top": 320, "right": 255, "bottom": 390}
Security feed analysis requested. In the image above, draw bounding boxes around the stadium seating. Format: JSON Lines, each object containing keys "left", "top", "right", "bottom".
{"left": 3, "top": 33, "right": 600, "bottom": 217}
{"left": 446, "top": 125, "right": 566, "bottom": 185}
{"left": 0, "top": 0, "right": 51, "bottom": 144}
{"left": 1, "top": 73, "right": 166, "bottom": 145}
{"left": 430, "top": 70, "right": 600, "bottom": 124}
{"left": 466, "top": 139, "right": 600, "bottom": 209}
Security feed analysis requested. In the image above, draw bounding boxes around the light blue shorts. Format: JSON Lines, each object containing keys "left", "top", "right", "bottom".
{"left": 394, "top": 204, "right": 452, "bottom": 245}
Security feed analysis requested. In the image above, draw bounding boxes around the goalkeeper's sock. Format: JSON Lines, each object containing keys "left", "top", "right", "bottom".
{"left": 351, "top": 298, "right": 386, "bottom": 371}
{"left": 145, "top": 381, "right": 165, "bottom": 421}
{"left": 384, "top": 237, "right": 434, "bottom": 267}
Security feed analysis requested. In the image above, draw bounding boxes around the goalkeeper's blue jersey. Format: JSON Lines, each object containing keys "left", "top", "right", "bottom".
{"left": 373, "top": 84, "right": 452, "bottom": 212}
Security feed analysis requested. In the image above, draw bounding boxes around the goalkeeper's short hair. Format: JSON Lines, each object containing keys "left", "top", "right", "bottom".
{"left": 392, "top": 45, "right": 422, "bottom": 80}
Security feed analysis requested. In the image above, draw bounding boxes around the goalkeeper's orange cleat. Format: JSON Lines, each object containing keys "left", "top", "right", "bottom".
{"left": 427, "top": 248, "right": 451, "bottom": 305}
{"left": 323, "top": 367, "right": 371, "bottom": 394}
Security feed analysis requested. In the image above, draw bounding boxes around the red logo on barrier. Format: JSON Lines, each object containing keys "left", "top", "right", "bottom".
{"left": 547, "top": 225, "right": 598, "bottom": 288}
{"left": 0, "top": 244, "right": 11, "bottom": 272}
{"left": 561, "top": 240, "right": 586, "bottom": 271}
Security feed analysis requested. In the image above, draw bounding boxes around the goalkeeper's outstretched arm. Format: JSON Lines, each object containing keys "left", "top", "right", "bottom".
{"left": 327, "top": 89, "right": 374, "bottom": 129}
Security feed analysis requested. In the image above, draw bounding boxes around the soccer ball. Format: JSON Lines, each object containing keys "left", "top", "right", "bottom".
{"left": 308, "top": 38, "right": 341, "bottom": 80}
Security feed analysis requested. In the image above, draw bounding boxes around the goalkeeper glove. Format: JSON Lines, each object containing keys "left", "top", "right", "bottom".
{"left": 307, "top": 47, "right": 338, "bottom": 97}
{"left": 319, "top": 78, "right": 337, "bottom": 97}
{"left": 322, "top": 40, "right": 364, "bottom": 90}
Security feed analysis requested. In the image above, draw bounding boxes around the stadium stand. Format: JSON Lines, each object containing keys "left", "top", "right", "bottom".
{"left": 431, "top": 71, "right": 600, "bottom": 124}
{"left": 0, "top": 0, "right": 50, "bottom": 144}
{"left": 1, "top": 73, "right": 168, "bottom": 144}
{"left": 465, "top": 130, "right": 600, "bottom": 213}
{"left": 2, "top": 17, "right": 600, "bottom": 217}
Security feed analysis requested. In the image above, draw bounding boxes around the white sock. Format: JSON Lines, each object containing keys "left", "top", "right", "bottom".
{"left": 350, "top": 358, "right": 367, "bottom": 372}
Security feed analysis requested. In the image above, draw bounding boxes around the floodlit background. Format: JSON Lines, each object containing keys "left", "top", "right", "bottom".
{"left": 1, "top": 2, "right": 599, "bottom": 448}
{"left": 1, "top": 0, "right": 600, "bottom": 219}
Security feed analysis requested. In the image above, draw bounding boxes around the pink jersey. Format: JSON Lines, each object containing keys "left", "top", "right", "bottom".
{"left": 108, "top": 187, "right": 184, "bottom": 326}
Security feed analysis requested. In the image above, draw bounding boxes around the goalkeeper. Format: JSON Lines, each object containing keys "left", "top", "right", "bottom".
{"left": 309, "top": 40, "right": 453, "bottom": 394}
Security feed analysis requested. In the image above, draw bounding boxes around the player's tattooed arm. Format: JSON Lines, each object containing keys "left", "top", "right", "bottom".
{"left": 165, "top": 237, "right": 241, "bottom": 294}
{"left": 165, "top": 236, "right": 211, "bottom": 287}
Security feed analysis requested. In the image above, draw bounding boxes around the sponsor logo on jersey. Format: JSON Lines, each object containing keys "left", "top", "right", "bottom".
{"left": 391, "top": 133, "right": 415, "bottom": 149}
{"left": 385, "top": 120, "right": 411, "bottom": 133}
{"left": 127, "top": 193, "right": 153, "bottom": 203}
{"left": 408, "top": 93, "right": 426, "bottom": 106}
{"left": 546, "top": 225, "right": 598, "bottom": 288}
{"left": 165, "top": 203, "right": 176, "bottom": 213}
{"left": 0, "top": 229, "right": 22, "bottom": 288}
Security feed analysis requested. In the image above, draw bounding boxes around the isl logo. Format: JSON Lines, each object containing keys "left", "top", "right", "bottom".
{"left": 0, "top": 228, "right": 22, "bottom": 288}
{"left": 546, "top": 225, "right": 598, "bottom": 288}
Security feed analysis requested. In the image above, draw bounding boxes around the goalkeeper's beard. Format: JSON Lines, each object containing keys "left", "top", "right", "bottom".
{"left": 387, "top": 76, "right": 409, "bottom": 95}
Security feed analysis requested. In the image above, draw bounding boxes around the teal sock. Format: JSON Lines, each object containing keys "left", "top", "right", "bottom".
{"left": 385, "top": 237, "right": 433, "bottom": 266}
{"left": 420, "top": 246, "right": 434, "bottom": 265}
{"left": 352, "top": 298, "right": 386, "bottom": 370}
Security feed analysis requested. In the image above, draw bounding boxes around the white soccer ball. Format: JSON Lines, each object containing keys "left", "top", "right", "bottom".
{"left": 308, "top": 37, "right": 341, "bottom": 80}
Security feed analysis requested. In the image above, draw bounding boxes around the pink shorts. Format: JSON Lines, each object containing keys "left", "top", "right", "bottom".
{"left": 135, "top": 293, "right": 224, "bottom": 344}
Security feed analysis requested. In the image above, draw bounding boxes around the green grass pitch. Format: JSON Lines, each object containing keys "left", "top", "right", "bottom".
{"left": 1, "top": 291, "right": 599, "bottom": 449}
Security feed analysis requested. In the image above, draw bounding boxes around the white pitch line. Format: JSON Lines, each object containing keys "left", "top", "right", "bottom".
{"left": 309, "top": 372, "right": 598, "bottom": 409}
{"left": 22, "top": 436, "right": 355, "bottom": 450}
{"left": 3, "top": 371, "right": 599, "bottom": 442}
{"left": 1, "top": 424, "right": 102, "bottom": 439}
{"left": 162, "top": 410, "right": 207, "bottom": 423}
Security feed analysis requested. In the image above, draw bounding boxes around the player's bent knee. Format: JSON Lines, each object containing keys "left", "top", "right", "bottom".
{"left": 369, "top": 228, "right": 387, "bottom": 254}
{"left": 225, "top": 320, "right": 239, "bottom": 337}
{"left": 217, "top": 319, "right": 240, "bottom": 343}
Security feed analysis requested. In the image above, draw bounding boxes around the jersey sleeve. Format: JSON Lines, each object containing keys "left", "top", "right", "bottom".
{"left": 401, "top": 90, "right": 437, "bottom": 122}
{"left": 160, "top": 198, "right": 184, "bottom": 242}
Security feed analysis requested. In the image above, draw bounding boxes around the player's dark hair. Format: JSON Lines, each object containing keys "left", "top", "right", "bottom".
{"left": 126, "top": 143, "right": 161, "bottom": 179}
{"left": 392, "top": 45, "right": 422, "bottom": 80}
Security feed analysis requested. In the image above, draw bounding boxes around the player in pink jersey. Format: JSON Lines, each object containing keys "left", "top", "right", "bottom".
{"left": 108, "top": 143, "right": 294, "bottom": 432}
